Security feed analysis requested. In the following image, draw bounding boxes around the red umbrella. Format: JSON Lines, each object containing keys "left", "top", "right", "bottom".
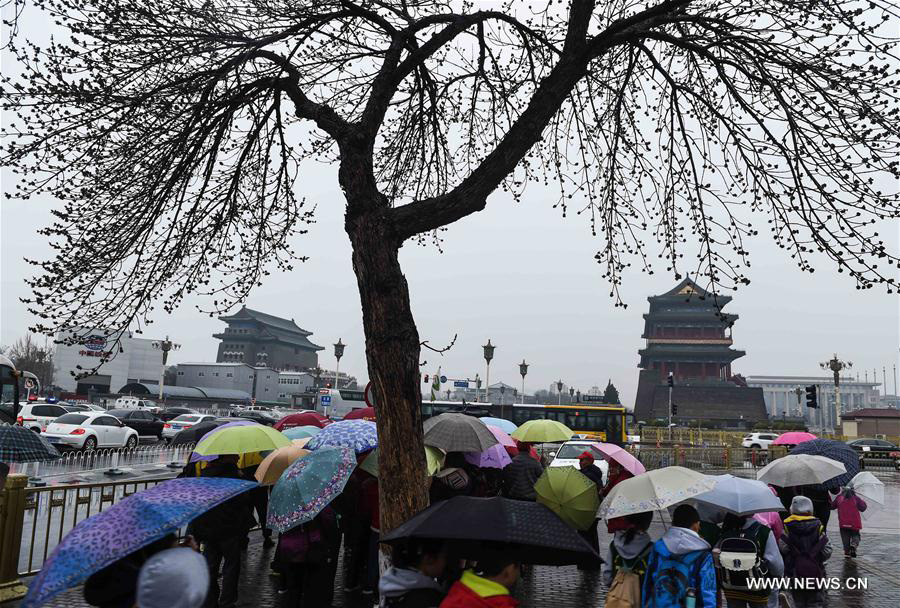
{"left": 343, "top": 407, "right": 376, "bottom": 421}
{"left": 274, "top": 412, "right": 332, "bottom": 431}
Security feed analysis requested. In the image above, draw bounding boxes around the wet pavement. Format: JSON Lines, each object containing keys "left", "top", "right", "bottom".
{"left": 19, "top": 475, "right": 900, "bottom": 608}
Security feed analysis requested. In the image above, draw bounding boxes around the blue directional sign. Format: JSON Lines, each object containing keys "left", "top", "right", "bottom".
{"left": 320, "top": 396, "right": 332, "bottom": 404}
{"left": 453, "top": 380, "right": 469, "bottom": 388}
{"left": 440, "top": 375, "right": 447, "bottom": 384}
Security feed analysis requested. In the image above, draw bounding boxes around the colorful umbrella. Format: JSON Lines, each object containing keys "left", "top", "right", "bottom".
{"left": 343, "top": 407, "right": 376, "bottom": 421}
{"left": 267, "top": 446, "right": 356, "bottom": 532}
{"left": 282, "top": 426, "right": 323, "bottom": 440}
{"left": 21, "top": 477, "right": 257, "bottom": 608}
{"left": 193, "top": 424, "right": 290, "bottom": 457}
{"left": 464, "top": 443, "right": 512, "bottom": 469}
{"left": 479, "top": 417, "right": 517, "bottom": 434}
{"left": 273, "top": 411, "right": 332, "bottom": 431}
{"left": 170, "top": 421, "right": 223, "bottom": 446}
{"left": 423, "top": 413, "right": 498, "bottom": 453}
{"left": 254, "top": 445, "right": 310, "bottom": 485}
{"left": 189, "top": 421, "right": 258, "bottom": 462}
{"left": 847, "top": 471, "right": 884, "bottom": 506}
{"left": 0, "top": 424, "right": 60, "bottom": 462}
{"left": 756, "top": 454, "right": 846, "bottom": 488}
{"left": 305, "top": 419, "right": 378, "bottom": 454}
{"left": 534, "top": 466, "right": 601, "bottom": 531}
{"left": 511, "top": 419, "right": 573, "bottom": 444}
{"left": 786, "top": 439, "right": 859, "bottom": 489}
{"left": 381, "top": 496, "right": 598, "bottom": 566}
{"left": 591, "top": 442, "right": 646, "bottom": 477}
{"left": 772, "top": 431, "right": 817, "bottom": 446}
{"left": 359, "top": 445, "right": 445, "bottom": 477}
{"left": 598, "top": 466, "right": 717, "bottom": 520}
{"left": 692, "top": 474, "right": 786, "bottom": 515}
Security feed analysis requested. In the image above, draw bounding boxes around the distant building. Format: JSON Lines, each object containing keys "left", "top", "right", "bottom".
{"left": 633, "top": 279, "right": 768, "bottom": 426}
{"left": 175, "top": 362, "right": 279, "bottom": 401}
{"left": 745, "top": 375, "right": 880, "bottom": 432}
{"left": 214, "top": 306, "right": 323, "bottom": 371}
{"left": 53, "top": 328, "right": 163, "bottom": 395}
{"left": 879, "top": 394, "right": 900, "bottom": 409}
{"left": 839, "top": 407, "right": 900, "bottom": 438}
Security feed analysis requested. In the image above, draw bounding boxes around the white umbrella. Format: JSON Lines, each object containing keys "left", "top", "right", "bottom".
{"left": 692, "top": 474, "right": 786, "bottom": 516}
{"left": 757, "top": 454, "right": 846, "bottom": 488}
{"left": 598, "top": 466, "right": 717, "bottom": 520}
{"left": 847, "top": 471, "right": 885, "bottom": 506}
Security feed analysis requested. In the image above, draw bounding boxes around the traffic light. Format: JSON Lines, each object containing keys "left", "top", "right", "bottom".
{"left": 805, "top": 385, "right": 818, "bottom": 408}
{"left": 423, "top": 374, "right": 429, "bottom": 384}
{"left": 667, "top": 373, "right": 674, "bottom": 387}
{"left": 671, "top": 402, "right": 678, "bottom": 416}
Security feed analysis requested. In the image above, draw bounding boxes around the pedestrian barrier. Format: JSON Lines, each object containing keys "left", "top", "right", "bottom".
{"left": 632, "top": 446, "right": 789, "bottom": 475}
{"left": 8, "top": 443, "right": 196, "bottom": 481}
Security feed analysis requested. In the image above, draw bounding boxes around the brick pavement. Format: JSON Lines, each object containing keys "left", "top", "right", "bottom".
{"left": 21, "top": 518, "right": 899, "bottom": 608}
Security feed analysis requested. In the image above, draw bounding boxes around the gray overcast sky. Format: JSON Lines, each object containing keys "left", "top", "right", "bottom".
{"left": 2, "top": 4, "right": 899, "bottom": 403}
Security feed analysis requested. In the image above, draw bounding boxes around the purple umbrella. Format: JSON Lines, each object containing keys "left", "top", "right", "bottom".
{"left": 21, "top": 477, "right": 257, "bottom": 608}
{"left": 189, "top": 421, "right": 258, "bottom": 463}
{"left": 464, "top": 443, "right": 513, "bottom": 469}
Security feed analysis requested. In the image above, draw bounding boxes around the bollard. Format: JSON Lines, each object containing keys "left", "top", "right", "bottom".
{"left": 0, "top": 474, "right": 28, "bottom": 602}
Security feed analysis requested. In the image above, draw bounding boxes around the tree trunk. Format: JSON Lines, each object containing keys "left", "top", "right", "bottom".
{"left": 345, "top": 189, "right": 429, "bottom": 533}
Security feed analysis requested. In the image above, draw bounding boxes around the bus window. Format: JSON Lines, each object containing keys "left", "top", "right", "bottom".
{"left": 607, "top": 413, "right": 622, "bottom": 444}
{"left": 586, "top": 413, "right": 608, "bottom": 432}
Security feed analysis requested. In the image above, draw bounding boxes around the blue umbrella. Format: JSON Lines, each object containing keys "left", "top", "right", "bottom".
{"left": 283, "top": 425, "right": 323, "bottom": 440}
{"left": 21, "top": 477, "right": 257, "bottom": 608}
{"left": 788, "top": 439, "right": 860, "bottom": 490}
{"left": 479, "top": 417, "right": 517, "bottom": 434}
{"left": 692, "top": 474, "right": 785, "bottom": 515}
{"left": 305, "top": 419, "right": 377, "bottom": 454}
{"left": 268, "top": 446, "right": 356, "bottom": 532}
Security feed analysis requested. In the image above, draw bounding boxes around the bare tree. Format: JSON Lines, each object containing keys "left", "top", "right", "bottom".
{"left": 2, "top": 334, "right": 54, "bottom": 389}
{"left": 4, "top": 0, "right": 898, "bottom": 530}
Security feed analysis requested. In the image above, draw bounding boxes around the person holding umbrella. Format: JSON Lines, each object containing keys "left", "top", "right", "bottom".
{"left": 829, "top": 486, "right": 867, "bottom": 557}
{"left": 501, "top": 446, "right": 543, "bottom": 501}
{"left": 778, "top": 496, "right": 832, "bottom": 608}
{"left": 601, "top": 511, "right": 654, "bottom": 599}
{"left": 379, "top": 539, "right": 449, "bottom": 608}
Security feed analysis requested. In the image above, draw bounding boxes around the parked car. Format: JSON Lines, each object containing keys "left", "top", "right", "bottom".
{"left": 846, "top": 438, "right": 899, "bottom": 453}
{"left": 42, "top": 412, "right": 139, "bottom": 451}
{"left": 548, "top": 440, "right": 609, "bottom": 482}
{"left": 234, "top": 410, "right": 280, "bottom": 426}
{"left": 107, "top": 408, "right": 165, "bottom": 439}
{"left": 63, "top": 404, "right": 91, "bottom": 412}
{"left": 158, "top": 407, "right": 199, "bottom": 422}
{"left": 162, "top": 414, "right": 218, "bottom": 441}
{"left": 741, "top": 432, "right": 780, "bottom": 450}
{"left": 85, "top": 404, "right": 107, "bottom": 412}
{"left": 114, "top": 396, "right": 159, "bottom": 412}
{"left": 16, "top": 403, "right": 70, "bottom": 433}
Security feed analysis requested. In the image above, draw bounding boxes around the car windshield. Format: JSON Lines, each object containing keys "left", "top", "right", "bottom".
{"left": 55, "top": 414, "right": 88, "bottom": 425}
{"left": 555, "top": 444, "right": 599, "bottom": 459}
{"left": 173, "top": 415, "right": 201, "bottom": 422}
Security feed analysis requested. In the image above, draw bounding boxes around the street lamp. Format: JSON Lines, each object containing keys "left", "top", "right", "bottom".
{"left": 569, "top": 387, "right": 575, "bottom": 404}
{"left": 519, "top": 360, "right": 528, "bottom": 404}
{"left": 483, "top": 340, "right": 495, "bottom": 404}
{"left": 820, "top": 354, "right": 851, "bottom": 431}
{"left": 500, "top": 385, "right": 506, "bottom": 419}
{"left": 556, "top": 379, "right": 563, "bottom": 405}
{"left": 475, "top": 374, "right": 482, "bottom": 403}
{"left": 151, "top": 336, "right": 180, "bottom": 403}
{"left": 333, "top": 339, "right": 345, "bottom": 390}
{"left": 794, "top": 387, "right": 803, "bottom": 417}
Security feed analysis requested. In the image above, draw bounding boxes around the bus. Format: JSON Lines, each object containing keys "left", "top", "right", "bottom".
{"left": 507, "top": 403, "right": 628, "bottom": 444}
{"left": 315, "top": 388, "right": 367, "bottom": 419}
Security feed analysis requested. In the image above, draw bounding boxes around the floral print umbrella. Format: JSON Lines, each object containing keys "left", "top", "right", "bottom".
{"left": 598, "top": 466, "right": 717, "bottom": 520}
{"left": 268, "top": 446, "right": 356, "bottom": 533}
{"left": 21, "top": 477, "right": 257, "bottom": 608}
{"left": 305, "top": 419, "right": 378, "bottom": 454}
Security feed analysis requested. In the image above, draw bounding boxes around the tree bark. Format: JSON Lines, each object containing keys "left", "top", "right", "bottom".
{"left": 341, "top": 145, "right": 429, "bottom": 533}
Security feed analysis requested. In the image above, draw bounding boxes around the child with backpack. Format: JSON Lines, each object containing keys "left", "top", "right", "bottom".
{"left": 829, "top": 486, "right": 867, "bottom": 557}
{"left": 642, "top": 504, "right": 717, "bottom": 608}
{"left": 778, "top": 496, "right": 832, "bottom": 608}
{"left": 716, "top": 513, "right": 784, "bottom": 608}
{"left": 602, "top": 511, "right": 654, "bottom": 607}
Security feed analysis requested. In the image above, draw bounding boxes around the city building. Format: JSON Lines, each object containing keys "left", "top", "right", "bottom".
{"left": 633, "top": 279, "right": 768, "bottom": 426}
{"left": 214, "top": 306, "right": 323, "bottom": 371}
{"left": 879, "top": 394, "right": 900, "bottom": 409}
{"left": 745, "top": 375, "right": 881, "bottom": 432}
{"left": 52, "top": 328, "right": 163, "bottom": 395}
{"left": 839, "top": 407, "right": 900, "bottom": 438}
{"left": 175, "top": 362, "right": 280, "bottom": 401}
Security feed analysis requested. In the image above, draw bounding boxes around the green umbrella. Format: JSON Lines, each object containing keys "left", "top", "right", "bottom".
{"left": 511, "top": 419, "right": 573, "bottom": 443}
{"left": 193, "top": 424, "right": 291, "bottom": 456}
{"left": 534, "top": 466, "right": 600, "bottom": 531}
{"left": 360, "top": 445, "right": 445, "bottom": 477}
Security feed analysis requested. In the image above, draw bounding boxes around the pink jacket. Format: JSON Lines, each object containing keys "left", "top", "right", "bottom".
{"left": 753, "top": 510, "right": 784, "bottom": 542}
{"left": 830, "top": 492, "right": 867, "bottom": 531}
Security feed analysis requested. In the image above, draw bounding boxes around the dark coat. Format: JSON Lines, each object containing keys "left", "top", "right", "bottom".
{"left": 502, "top": 453, "right": 544, "bottom": 501}
{"left": 190, "top": 460, "right": 254, "bottom": 541}
{"left": 579, "top": 463, "right": 605, "bottom": 490}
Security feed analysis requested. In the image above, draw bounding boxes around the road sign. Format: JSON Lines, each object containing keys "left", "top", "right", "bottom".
{"left": 453, "top": 380, "right": 469, "bottom": 388}
{"left": 440, "top": 375, "right": 447, "bottom": 384}
{"left": 320, "top": 395, "right": 332, "bottom": 404}
{"left": 23, "top": 378, "right": 35, "bottom": 390}
{"left": 581, "top": 394, "right": 608, "bottom": 404}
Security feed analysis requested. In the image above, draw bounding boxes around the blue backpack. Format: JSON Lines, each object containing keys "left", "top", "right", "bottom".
{"left": 646, "top": 542, "right": 708, "bottom": 608}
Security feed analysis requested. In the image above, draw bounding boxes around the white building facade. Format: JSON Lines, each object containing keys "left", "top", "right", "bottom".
{"left": 53, "top": 329, "right": 164, "bottom": 395}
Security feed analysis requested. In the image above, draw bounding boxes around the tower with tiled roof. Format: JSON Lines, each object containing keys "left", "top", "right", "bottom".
{"left": 214, "top": 306, "right": 323, "bottom": 371}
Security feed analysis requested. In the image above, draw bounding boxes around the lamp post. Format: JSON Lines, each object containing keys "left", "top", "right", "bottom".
{"left": 821, "top": 354, "right": 851, "bottom": 432}
{"left": 500, "top": 385, "right": 506, "bottom": 419}
{"left": 151, "top": 336, "right": 180, "bottom": 403}
{"left": 333, "top": 339, "right": 345, "bottom": 390}
{"left": 475, "top": 374, "right": 482, "bottom": 403}
{"left": 519, "top": 360, "right": 528, "bottom": 404}
{"left": 483, "top": 340, "right": 495, "bottom": 404}
{"left": 794, "top": 387, "right": 803, "bottom": 417}
{"left": 556, "top": 379, "right": 563, "bottom": 405}
{"left": 569, "top": 386, "right": 575, "bottom": 404}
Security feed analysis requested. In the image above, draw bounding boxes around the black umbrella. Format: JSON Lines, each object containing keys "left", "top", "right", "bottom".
{"left": 788, "top": 439, "right": 859, "bottom": 490}
{"left": 381, "top": 496, "right": 598, "bottom": 566}
{"left": 170, "top": 421, "right": 223, "bottom": 446}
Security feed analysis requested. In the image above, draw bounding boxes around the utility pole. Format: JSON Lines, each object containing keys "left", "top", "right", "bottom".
{"left": 483, "top": 340, "right": 495, "bottom": 405}
{"left": 519, "top": 360, "right": 528, "bottom": 405}
{"left": 667, "top": 372, "right": 674, "bottom": 440}
{"left": 794, "top": 387, "right": 803, "bottom": 417}
{"left": 556, "top": 380, "right": 563, "bottom": 406}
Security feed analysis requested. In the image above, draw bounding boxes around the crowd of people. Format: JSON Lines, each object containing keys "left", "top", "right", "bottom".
{"left": 77, "top": 444, "right": 869, "bottom": 608}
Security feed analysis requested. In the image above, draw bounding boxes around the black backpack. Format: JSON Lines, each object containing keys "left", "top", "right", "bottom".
{"left": 716, "top": 522, "right": 771, "bottom": 602}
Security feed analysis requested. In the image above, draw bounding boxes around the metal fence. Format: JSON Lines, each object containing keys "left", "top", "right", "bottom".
{"left": 8, "top": 442, "right": 196, "bottom": 480}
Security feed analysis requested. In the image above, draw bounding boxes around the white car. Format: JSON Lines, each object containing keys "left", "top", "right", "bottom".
{"left": 162, "top": 414, "right": 218, "bottom": 440}
{"left": 741, "top": 432, "right": 780, "bottom": 450}
{"left": 16, "top": 403, "right": 70, "bottom": 433}
{"left": 548, "top": 440, "right": 609, "bottom": 481}
{"left": 42, "top": 412, "right": 139, "bottom": 451}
